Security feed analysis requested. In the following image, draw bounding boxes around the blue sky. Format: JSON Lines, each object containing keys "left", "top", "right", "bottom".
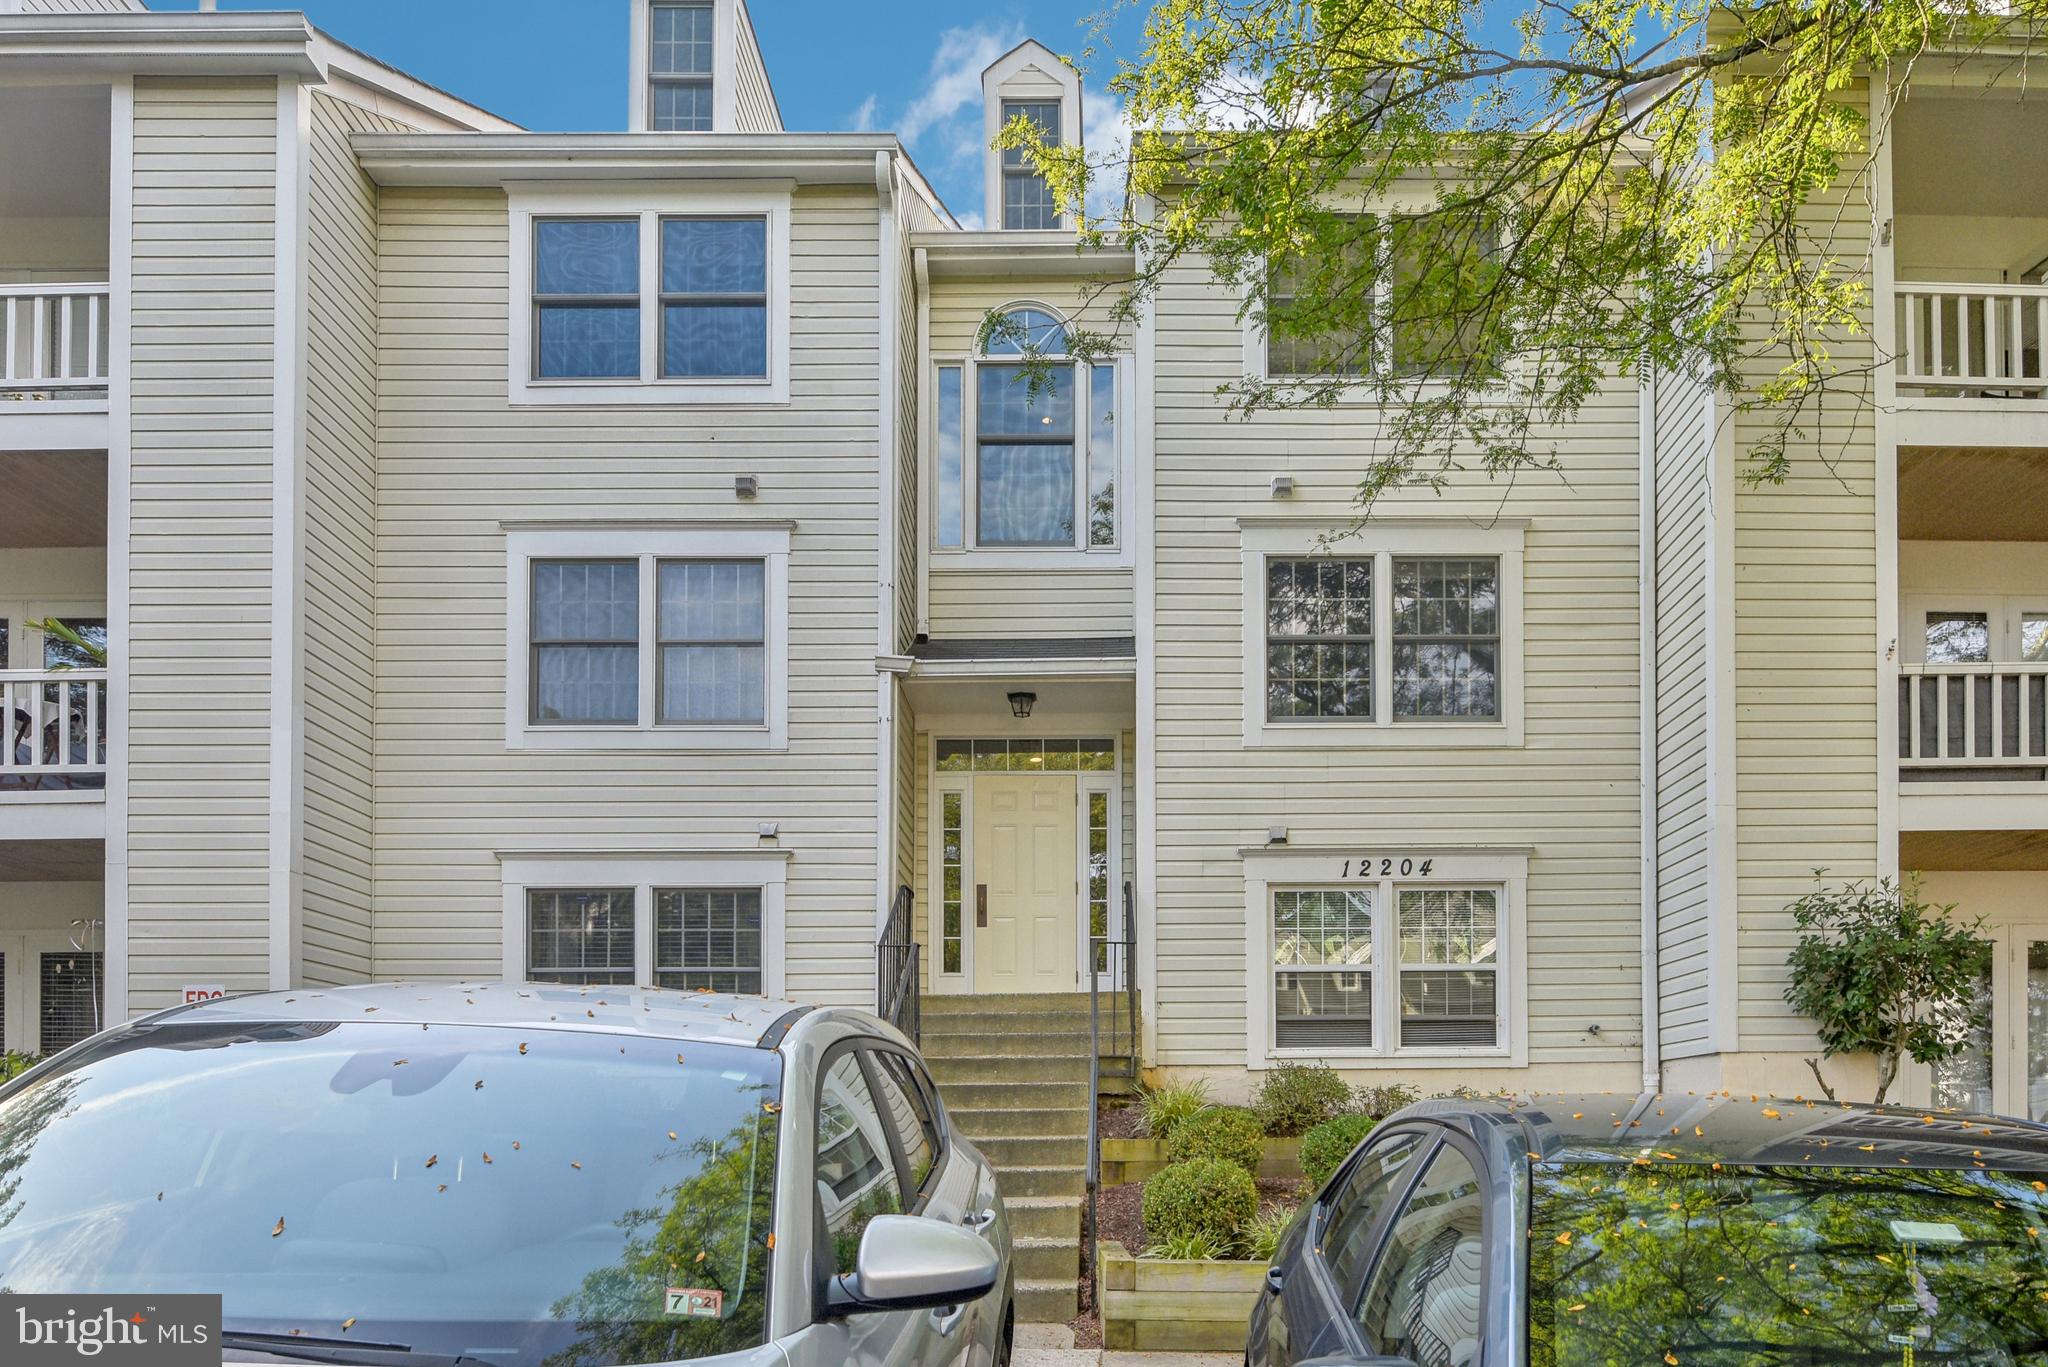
{"left": 143, "top": 1, "right": 1145, "bottom": 226}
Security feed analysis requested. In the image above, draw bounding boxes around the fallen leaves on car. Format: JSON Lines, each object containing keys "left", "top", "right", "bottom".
{"left": 341, "top": 1319, "right": 356, "bottom": 1333}
{"left": 425, "top": 1155, "right": 439, "bottom": 1169}
{"left": 272, "top": 1218, "right": 286, "bottom": 1238}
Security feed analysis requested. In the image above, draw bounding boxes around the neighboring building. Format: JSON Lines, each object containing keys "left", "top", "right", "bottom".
{"left": 0, "top": 0, "right": 2040, "bottom": 1169}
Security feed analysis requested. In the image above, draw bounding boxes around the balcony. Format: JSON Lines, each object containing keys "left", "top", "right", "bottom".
{"left": 0, "top": 284, "right": 110, "bottom": 402}
{"left": 3, "top": 667, "right": 107, "bottom": 791}
{"left": 1900, "top": 662, "right": 2048, "bottom": 777}
{"left": 1894, "top": 282, "right": 2046, "bottom": 402}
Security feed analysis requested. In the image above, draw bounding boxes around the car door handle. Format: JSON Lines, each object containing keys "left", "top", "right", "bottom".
{"left": 962, "top": 1207, "right": 997, "bottom": 1233}
{"left": 1265, "top": 1266, "right": 1285, "bottom": 1295}
{"left": 930, "top": 1302, "right": 969, "bottom": 1337}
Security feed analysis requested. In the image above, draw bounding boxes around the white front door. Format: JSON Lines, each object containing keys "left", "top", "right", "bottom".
{"left": 1931, "top": 919, "right": 2048, "bottom": 1120}
{"left": 971, "top": 773, "right": 1077, "bottom": 993}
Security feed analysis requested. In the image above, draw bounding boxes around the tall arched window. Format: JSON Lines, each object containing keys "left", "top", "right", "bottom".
{"left": 933, "top": 306, "right": 1119, "bottom": 553}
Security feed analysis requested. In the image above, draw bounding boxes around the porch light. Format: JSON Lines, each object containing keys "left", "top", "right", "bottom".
{"left": 1008, "top": 691, "right": 1037, "bottom": 719}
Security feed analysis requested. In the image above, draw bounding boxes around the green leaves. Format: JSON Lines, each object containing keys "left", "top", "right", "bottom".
{"left": 1782, "top": 874, "right": 1993, "bottom": 1104}
{"left": 1003, "top": 0, "right": 2037, "bottom": 510}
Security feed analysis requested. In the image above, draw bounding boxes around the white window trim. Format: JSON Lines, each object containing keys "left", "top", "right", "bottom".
{"left": 1239, "top": 196, "right": 1518, "bottom": 401}
{"left": 1242, "top": 845, "right": 1528, "bottom": 1070}
{"left": 500, "top": 853, "right": 786, "bottom": 996}
{"left": 927, "top": 307, "right": 1135, "bottom": 568}
{"left": 1240, "top": 518, "right": 1525, "bottom": 748}
{"left": 507, "top": 185, "right": 791, "bottom": 407}
{"left": 505, "top": 522, "right": 791, "bottom": 752}
{"left": 1902, "top": 593, "right": 2048, "bottom": 665}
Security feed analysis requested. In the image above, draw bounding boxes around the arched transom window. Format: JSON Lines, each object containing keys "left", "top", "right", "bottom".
{"left": 934, "top": 306, "right": 1120, "bottom": 554}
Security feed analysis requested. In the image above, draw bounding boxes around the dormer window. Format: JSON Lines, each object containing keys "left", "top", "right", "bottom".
{"left": 650, "top": 0, "right": 714, "bottom": 131}
{"left": 1000, "top": 100, "right": 1061, "bottom": 230}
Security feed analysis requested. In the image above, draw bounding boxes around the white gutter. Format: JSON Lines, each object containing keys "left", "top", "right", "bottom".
{"left": 1639, "top": 362, "right": 1662, "bottom": 1091}
{"left": 913, "top": 247, "right": 932, "bottom": 639}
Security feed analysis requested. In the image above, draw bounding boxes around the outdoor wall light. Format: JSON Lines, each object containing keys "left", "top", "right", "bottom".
{"left": 1269, "top": 474, "right": 1295, "bottom": 498}
{"left": 1008, "top": 691, "right": 1037, "bottom": 718}
{"left": 757, "top": 821, "right": 779, "bottom": 839}
{"left": 735, "top": 475, "right": 759, "bottom": 499}
{"left": 1267, "top": 826, "right": 1289, "bottom": 845}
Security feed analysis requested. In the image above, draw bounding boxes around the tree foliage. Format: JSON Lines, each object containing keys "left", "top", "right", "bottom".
{"left": 1004, "top": 0, "right": 2044, "bottom": 508}
{"left": 1781, "top": 874, "right": 1992, "bottom": 1105}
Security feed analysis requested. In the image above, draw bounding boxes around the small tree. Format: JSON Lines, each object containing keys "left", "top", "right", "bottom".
{"left": 1783, "top": 874, "right": 1991, "bottom": 1105}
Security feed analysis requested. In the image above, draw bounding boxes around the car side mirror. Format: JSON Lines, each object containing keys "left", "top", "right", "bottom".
{"left": 822, "top": 1214, "right": 1000, "bottom": 1317}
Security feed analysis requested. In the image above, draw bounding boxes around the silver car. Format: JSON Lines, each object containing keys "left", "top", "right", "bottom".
{"left": 0, "top": 982, "right": 1015, "bottom": 1367}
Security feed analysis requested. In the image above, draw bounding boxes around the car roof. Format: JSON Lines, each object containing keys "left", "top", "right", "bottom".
{"left": 1398, "top": 1092, "right": 2048, "bottom": 1172}
{"left": 153, "top": 981, "right": 810, "bottom": 1050}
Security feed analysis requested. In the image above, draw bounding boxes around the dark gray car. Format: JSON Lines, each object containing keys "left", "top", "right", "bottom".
{"left": 0, "top": 982, "right": 1015, "bottom": 1367}
{"left": 1248, "top": 1092, "right": 2048, "bottom": 1367}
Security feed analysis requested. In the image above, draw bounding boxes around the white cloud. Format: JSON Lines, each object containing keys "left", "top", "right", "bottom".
{"left": 897, "top": 21, "right": 1025, "bottom": 155}
{"left": 845, "top": 93, "right": 880, "bottom": 133}
{"left": 1078, "top": 80, "right": 1132, "bottom": 221}
{"left": 954, "top": 207, "right": 986, "bottom": 231}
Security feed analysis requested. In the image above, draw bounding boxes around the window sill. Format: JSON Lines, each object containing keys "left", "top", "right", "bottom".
{"left": 1242, "top": 720, "right": 1523, "bottom": 749}
{"left": 1256, "top": 1047, "right": 1514, "bottom": 1070}
{"left": 510, "top": 376, "right": 790, "bottom": 408}
{"left": 510, "top": 725, "right": 785, "bottom": 753}
{"left": 931, "top": 548, "right": 1133, "bottom": 571}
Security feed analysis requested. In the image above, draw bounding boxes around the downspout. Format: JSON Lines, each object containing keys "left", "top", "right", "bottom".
{"left": 874, "top": 150, "right": 899, "bottom": 949}
{"left": 1639, "top": 361, "right": 1662, "bottom": 1092}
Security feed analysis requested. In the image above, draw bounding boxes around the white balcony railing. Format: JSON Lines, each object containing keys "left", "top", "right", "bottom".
{"left": 2, "top": 669, "right": 108, "bottom": 787}
{"left": 1895, "top": 281, "right": 2048, "bottom": 399}
{"left": 0, "top": 284, "right": 110, "bottom": 396}
{"left": 1900, "top": 662, "right": 2048, "bottom": 768}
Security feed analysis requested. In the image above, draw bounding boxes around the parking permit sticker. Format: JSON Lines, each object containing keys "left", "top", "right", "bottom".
{"left": 665, "top": 1288, "right": 724, "bottom": 1319}
{"left": 1890, "top": 1221, "right": 1965, "bottom": 1244}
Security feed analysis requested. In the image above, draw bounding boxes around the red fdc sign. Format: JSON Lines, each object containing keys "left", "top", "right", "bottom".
{"left": 181, "top": 985, "right": 226, "bottom": 1005}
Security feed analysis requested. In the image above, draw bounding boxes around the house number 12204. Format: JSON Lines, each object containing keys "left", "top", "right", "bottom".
{"left": 1342, "top": 858, "right": 1434, "bottom": 878}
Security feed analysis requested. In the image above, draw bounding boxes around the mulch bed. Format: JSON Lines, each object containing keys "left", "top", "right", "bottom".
{"left": 1096, "top": 1099, "right": 1146, "bottom": 1140}
{"left": 1068, "top": 1310, "right": 1104, "bottom": 1349}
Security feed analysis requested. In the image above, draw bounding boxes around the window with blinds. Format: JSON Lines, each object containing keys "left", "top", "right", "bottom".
{"left": 1273, "top": 889, "right": 1375, "bottom": 1049}
{"left": 1396, "top": 888, "right": 1499, "bottom": 1048}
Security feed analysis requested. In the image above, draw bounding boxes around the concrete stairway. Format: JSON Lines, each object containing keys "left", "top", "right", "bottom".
{"left": 921, "top": 993, "right": 1094, "bottom": 1324}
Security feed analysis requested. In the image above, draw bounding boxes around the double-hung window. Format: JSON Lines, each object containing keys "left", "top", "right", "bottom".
{"left": 1261, "top": 212, "right": 1502, "bottom": 382}
{"left": 514, "top": 193, "right": 787, "bottom": 404}
{"left": 649, "top": 0, "right": 714, "bottom": 131}
{"left": 507, "top": 857, "right": 784, "bottom": 996}
{"left": 1000, "top": 100, "right": 1061, "bottom": 230}
{"left": 509, "top": 527, "right": 788, "bottom": 750}
{"left": 1246, "top": 848, "right": 1524, "bottom": 1065}
{"left": 1243, "top": 526, "right": 1521, "bottom": 746}
{"left": 933, "top": 307, "right": 1126, "bottom": 557}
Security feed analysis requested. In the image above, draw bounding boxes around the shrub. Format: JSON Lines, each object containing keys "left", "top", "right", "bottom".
{"left": 1241, "top": 1204, "right": 1297, "bottom": 1262}
{"left": 1139, "top": 1078, "right": 1213, "bottom": 1142}
{"left": 1252, "top": 1063, "right": 1351, "bottom": 1137}
{"left": 1143, "top": 1230, "right": 1228, "bottom": 1261}
{"left": 1164, "top": 1105, "right": 1264, "bottom": 1177}
{"left": 0, "top": 1052, "right": 40, "bottom": 1084}
{"left": 1352, "top": 1082, "right": 1420, "bottom": 1120}
{"left": 1300, "top": 1113, "right": 1380, "bottom": 1186}
{"left": 1143, "top": 1158, "right": 1258, "bottom": 1249}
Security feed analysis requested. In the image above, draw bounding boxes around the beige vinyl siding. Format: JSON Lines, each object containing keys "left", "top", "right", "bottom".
{"left": 298, "top": 93, "right": 408, "bottom": 987}
{"left": 1731, "top": 129, "right": 1879, "bottom": 1050}
{"left": 125, "top": 77, "right": 279, "bottom": 1007}
{"left": 1150, "top": 250, "right": 1643, "bottom": 1075}
{"left": 1650, "top": 364, "right": 1715, "bottom": 1055}
{"left": 372, "top": 184, "right": 884, "bottom": 1004}
{"left": 926, "top": 275, "right": 1134, "bottom": 639}
{"left": 730, "top": 5, "right": 781, "bottom": 132}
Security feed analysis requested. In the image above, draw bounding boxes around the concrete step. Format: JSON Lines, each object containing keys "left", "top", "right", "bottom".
{"left": 1013, "top": 1235, "right": 1081, "bottom": 1283}
{"left": 925, "top": 1054, "right": 1091, "bottom": 1086}
{"left": 996, "top": 1164, "right": 1087, "bottom": 1199}
{"left": 1005, "top": 1194, "right": 1082, "bottom": 1240}
{"left": 1016, "top": 1277, "right": 1080, "bottom": 1324}
{"left": 978, "top": 1133, "right": 1087, "bottom": 1169}
{"left": 919, "top": 1031, "right": 1095, "bottom": 1059}
{"left": 938, "top": 1079, "right": 1091, "bottom": 1111}
{"left": 922, "top": 1009, "right": 1120, "bottom": 1037}
{"left": 949, "top": 1105, "right": 1089, "bottom": 1141}
{"left": 922, "top": 992, "right": 1093, "bottom": 1013}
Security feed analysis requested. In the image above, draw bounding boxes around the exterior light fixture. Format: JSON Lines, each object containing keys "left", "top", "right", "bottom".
{"left": 1267, "top": 826, "right": 1289, "bottom": 845}
{"left": 1270, "top": 475, "right": 1295, "bottom": 498}
{"left": 1008, "top": 691, "right": 1037, "bottom": 719}
{"left": 734, "top": 475, "right": 759, "bottom": 499}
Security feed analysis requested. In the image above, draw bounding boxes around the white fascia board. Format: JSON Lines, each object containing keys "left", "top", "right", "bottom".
{"left": 0, "top": 13, "right": 323, "bottom": 79}
{"left": 351, "top": 133, "right": 907, "bottom": 188}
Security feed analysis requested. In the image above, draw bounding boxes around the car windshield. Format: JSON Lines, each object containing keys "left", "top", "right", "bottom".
{"left": 0, "top": 1016, "right": 781, "bottom": 1367}
{"left": 1530, "top": 1159, "right": 2048, "bottom": 1366}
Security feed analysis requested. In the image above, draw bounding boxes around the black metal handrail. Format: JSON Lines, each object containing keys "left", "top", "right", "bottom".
{"left": 876, "top": 883, "right": 920, "bottom": 1045}
{"left": 1085, "top": 881, "right": 1139, "bottom": 1317}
